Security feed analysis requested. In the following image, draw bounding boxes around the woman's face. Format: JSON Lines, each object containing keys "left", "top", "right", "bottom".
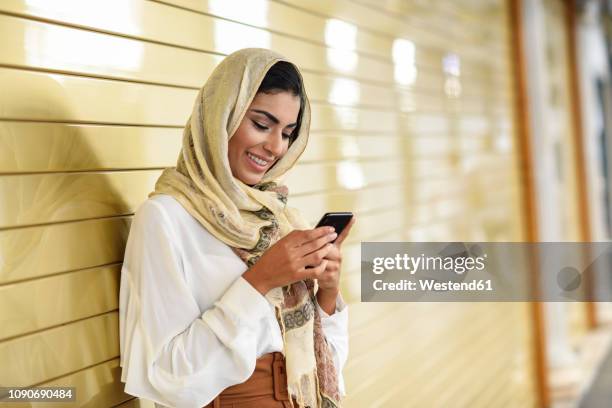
{"left": 228, "top": 91, "right": 300, "bottom": 186}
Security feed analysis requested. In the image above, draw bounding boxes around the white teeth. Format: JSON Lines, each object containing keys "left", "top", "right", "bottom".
{"left": 247, "top": 152, "right": 268, "bottom": 166}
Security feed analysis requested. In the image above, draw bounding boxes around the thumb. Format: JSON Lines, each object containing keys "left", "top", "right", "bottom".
{"left": 334, "top": 216, "right": 356, "bottom": 247}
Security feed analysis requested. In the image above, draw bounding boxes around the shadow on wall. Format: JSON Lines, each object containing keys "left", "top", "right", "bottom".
{"left": 0, "top": 70, "right": 149, "bottom": 406}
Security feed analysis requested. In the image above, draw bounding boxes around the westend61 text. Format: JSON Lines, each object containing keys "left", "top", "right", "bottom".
{"left": 373, "top": 279, "right": 494, "bottom": 291}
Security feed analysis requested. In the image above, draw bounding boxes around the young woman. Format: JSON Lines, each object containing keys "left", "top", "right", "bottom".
{"left": 119, "top": 48, "right": 354, "bottom": 408}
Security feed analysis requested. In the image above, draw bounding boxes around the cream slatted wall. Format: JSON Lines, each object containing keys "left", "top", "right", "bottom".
{"left": 0, "top": 1, "right": 538, "bottom": 407}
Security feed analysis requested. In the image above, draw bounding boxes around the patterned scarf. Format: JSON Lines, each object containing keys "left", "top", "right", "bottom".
{"left": 149, "top": 48, "right": 341, "bottom": 408}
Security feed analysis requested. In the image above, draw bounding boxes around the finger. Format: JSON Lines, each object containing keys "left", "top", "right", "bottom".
{"left": 323, "top": 260, "right": 340, "bottom": 273}
{"left": 283, "top": 227, "right": 330, "bottom": 250}
{"left": 296, "top": 231, "right": 337, "bottom": 257}
{"left": 334, "top": 216, "right": 356, "bottom": 247}
{"left": 323, "top": 245, "right": 341, "bottom": 262}
{"left": 293, "top": 226, "right": 334, "bottom": 247}
{"left": 300, "top": 243, "right": 334, "bottom": 269}
{"left": 299, "top": 259, "right": 328, "bottom": 280}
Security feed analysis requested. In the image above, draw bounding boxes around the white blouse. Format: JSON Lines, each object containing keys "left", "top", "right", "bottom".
{"left": 119, "top": 194, "right": 349, "bottom": 408}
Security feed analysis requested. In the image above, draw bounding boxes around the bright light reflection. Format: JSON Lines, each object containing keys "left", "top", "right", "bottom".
{"left": 25, "top": 18, "right": 143, "bottom": 72}
{"left": 329, "top": 78, "right": 360, "bottom": 105}
{"left": 210, "top": 0, "right": 269, "bottom": 27}
{"left": 325, "top": 19, "right": 356, "bottom": 49}
{"left": 213, "top": 21, "right": 270, "bottom": 55}
{"left": 211, "top": 0, "right": 269, "bottom": 54}
{"left": 25, "top": 0, "right": 142, "bottom": 34}
{"left": 442, "top": 53, "right": 461, "bottom": 76}
{"left": 444, "top": 77, "right": 462, "bottom": 97}
{"left": 442, "top": 53, "right": 462, "bottom": 97}
{"left": 392, "top": 39, "right": 417, "bottom": 85}
{"left": 334, "top": 108, "right": 358, "bottom": 129}
{"left": 325, "top": 19, "right": 358, "bottom": 72}
{"left": 495, "top": 129, "right": 512, "bottom": 152}
{"left": 336, "top": 161, "right": 365, "bottom": 190}
{"left": 340, "top": 136, "right": 360, "bottom": 157}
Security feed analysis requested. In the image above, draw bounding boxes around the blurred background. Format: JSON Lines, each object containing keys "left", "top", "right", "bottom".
{"left": 1, "top": 0, "right": 612, "bottom": 407}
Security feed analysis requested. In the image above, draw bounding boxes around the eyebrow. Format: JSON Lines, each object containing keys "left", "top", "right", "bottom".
{"left": 251, "top": 109, "right": 297, "bottom": 128}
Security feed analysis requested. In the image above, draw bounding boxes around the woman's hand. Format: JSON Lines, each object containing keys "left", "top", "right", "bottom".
{"left": 316, "top": 216, "right": 356, "bottom": 314}
{"left": 243, "top": 226, "right": 338, "bottom": 295}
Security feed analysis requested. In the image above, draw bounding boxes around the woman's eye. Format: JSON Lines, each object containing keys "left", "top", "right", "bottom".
{"left": 252, "top": 121, "right": 268, "bottom": 131}
{"left": 252, "top": 120, "right": 291, "bottom": 140}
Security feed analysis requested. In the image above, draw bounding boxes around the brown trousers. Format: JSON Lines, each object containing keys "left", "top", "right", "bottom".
{"left": 203, "top": 352, "right": 299, "bottom": 408}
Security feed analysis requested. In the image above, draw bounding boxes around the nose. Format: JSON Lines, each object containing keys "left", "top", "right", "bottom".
{"left": 263, "top": 129, "right": 285, "bottom": 157}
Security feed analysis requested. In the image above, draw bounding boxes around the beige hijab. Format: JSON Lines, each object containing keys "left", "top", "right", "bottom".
{"left": 150, "top": 48, "right": 341, "bottom": 408}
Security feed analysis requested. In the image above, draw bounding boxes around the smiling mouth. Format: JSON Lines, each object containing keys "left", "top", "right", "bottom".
{"left": 246, "top": 151, "right": 271, "bottom": 169}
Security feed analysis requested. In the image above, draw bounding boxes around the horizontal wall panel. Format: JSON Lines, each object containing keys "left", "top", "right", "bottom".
{"left": 286, "top": 159, "right": 403, "bottom": 194}
{"left": 310, "top": 105, "right": 397, "bottom": 132}
{"left": 156, "top": 0, "right": 510, "bottom": 73}
{"left": 0, "top": 123, "right": 500, "bottom": 174}
{"left": 0, "top": 3, "right": 512, "bottom": 87}
{"left": 0, "top": 13, "right": 514, "bottom": 105}
{"left": 410, "top": 154, "right": 518, "bottom": 179}
{"left": 291, "top": 183, "right": 405, "bottom": 222}
{"left": 0, "top": 121, "right": 182, "bottom": 173}
{"left": 0, "top": 312, "right": 118, "bottom": 386}
{"left": 151, "top": 0, "right": 390, "bottom": 60}
{"left": 352, "top": 0, "right": 511, "bottom": 47}
{"left": 276, "top": 0, "right": 510, "bottom": 66}
{"left": 0, "top": 13, "right": 222, "bottom": 87}
{"left": 300, "top": 133, "right": 403, "bottom": 163}
{"left": 408, "top": 176, "right": 520, "bottom": 203}
{"left": 0, "top": 170, "right": 161, "bottom": 229}
{"left": 0, "top": 264, "right": 119, "bottom": 340}
{"left": 0, "top": 157, "right": 518, "bottom": 231}
{"left": 410, "top": 199, "right": 470, "bottom": 224}
{"left": 0, "top": 68, "right": 510, "bottom": 131}
{"left": 0, "top": 13, "right": 390, "bottom": 85}
{"left": 0, "top": 67, "right": 196, "bottom": 125}
{"left": 36, "top": 359, "right": 131, "bottom": 408}
{"left": 157, "top": 0, "right": 391, "bottom": 60}
{"left": 0, "top": 217, "right": 130, "bottom": 285}
{"left": 302, "top": 72, "right": 514, "bottom": 112}
{"left": 2, "top": 166, "right": 412, "bottom": 229}
{"left": 305, "top": 130, "right": 514, "bottom": 164}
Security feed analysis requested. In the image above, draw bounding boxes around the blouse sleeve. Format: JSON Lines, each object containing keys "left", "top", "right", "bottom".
{"left": 119, "top": 199, "right": 272, "bottom": 408}
{"left": 315, "top": 293, "right": 349, "bottom": 397}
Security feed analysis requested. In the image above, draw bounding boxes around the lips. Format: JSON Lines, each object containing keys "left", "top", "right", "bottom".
{"left": 245, "top": 151, "right": 271, "bottom": 171}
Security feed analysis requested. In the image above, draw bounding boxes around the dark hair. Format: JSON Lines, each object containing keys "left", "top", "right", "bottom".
{"left": 257, "top": 61, "right": 305, "bottom": 145}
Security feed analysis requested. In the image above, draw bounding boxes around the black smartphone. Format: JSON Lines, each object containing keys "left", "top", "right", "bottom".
{"left": 315, "top": 212, "right": 353, "bottom": 244}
